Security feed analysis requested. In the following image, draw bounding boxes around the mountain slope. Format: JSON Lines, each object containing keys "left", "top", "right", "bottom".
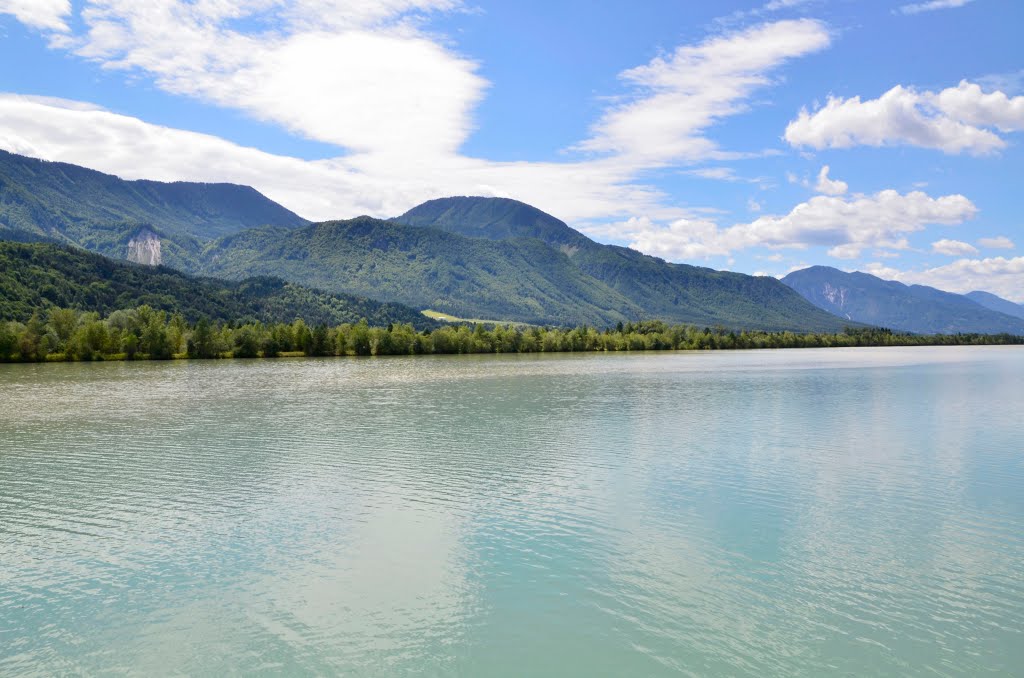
{"left": 200, "top": 217, "right": 644, "bottom": 327}
{"left": 782, "top": 266, "right": 1024, "bottom": 334}
{"left": 0, "top": 149, "right": 307, "bottom": 267}
{"left": 396, "top": 196, "right": 851, "bottom": 332}
{"left": 0, "top": 241, "right": 436, "bottom": 329}
{"left": 203, "top": 210, "right": 852, "bottom": 331}
{"left": 966, "top": 290, "right": 1024, "bottom": 320}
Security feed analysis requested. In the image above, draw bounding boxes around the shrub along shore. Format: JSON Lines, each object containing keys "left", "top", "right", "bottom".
{"left": 1, "top": 305, "right": 1021, "bottom": 363}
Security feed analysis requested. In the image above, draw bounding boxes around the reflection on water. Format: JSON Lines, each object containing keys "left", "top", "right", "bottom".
{"left": 1, "top": 347, "right": 1022, "bottom": 676}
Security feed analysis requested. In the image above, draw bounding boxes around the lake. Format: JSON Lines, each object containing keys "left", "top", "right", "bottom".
{"left": 1, "top": 347, "right": 1022, "bottom": 676}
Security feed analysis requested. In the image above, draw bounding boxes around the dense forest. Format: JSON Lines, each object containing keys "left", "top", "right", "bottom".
{"left": 396, "top": 196, "right": 852, "bottom": 332}
{"left": 1, "top": 306, "right": 1019, "bottom": 363}
{"left": 0, "top": 241, "right": 437, "bottom": 329}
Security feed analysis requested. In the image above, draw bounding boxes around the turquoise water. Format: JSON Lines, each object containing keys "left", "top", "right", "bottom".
{"left": 1, "top": 347, "right": 1022, "bottom": 676}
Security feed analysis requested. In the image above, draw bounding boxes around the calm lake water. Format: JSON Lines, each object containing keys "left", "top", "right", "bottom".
{"left": 1, "top": 347, "right": 1022, "bottom": 676}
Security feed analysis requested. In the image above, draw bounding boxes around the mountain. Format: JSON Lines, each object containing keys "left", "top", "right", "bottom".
{"left": 199, "top": 214, "right": 856, "bottom": 331}
{"left": 0, "top": 149, "right": 307, "bottom": 268}
{"left": 782, "top": 266, "right": 1024, "bottom": 334}
{"left": 966, "top": 290, "right": 1024, "bottom": 320}
{"left": 0, "top": 153, "right": 861, "bottom": 332}
{"left": 0, "top": 241, "right": 436, "bottom": 329}
{"left": 199, "top": 217, "right": 641, "bottom": 327}
{"left": 399, "top": 196, "right": 585, "bottom": 247}
{"left": 394, "top": 196, "right": 851, "bottom": 331}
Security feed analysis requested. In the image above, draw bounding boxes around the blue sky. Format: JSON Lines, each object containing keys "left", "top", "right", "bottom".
{"left": 1, "top": 0, "right": 1022, "bottom": 299}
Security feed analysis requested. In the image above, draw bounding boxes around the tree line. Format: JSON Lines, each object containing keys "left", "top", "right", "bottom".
{"left": 0, "top": 305, "right": 1021, "bottom": 363}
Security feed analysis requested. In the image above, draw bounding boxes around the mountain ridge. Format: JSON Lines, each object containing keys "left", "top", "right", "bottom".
{"left": 782, "top": 265, "right": 1024, "bottom": 334}
{"left": 966, "top": 290, "right": 1024, "bottom": 320}
{"left": 0, "top": 149, "right": 308, "bottom": 268}
{"left": 393, "top": 196, "right": 852, "bottom": 331}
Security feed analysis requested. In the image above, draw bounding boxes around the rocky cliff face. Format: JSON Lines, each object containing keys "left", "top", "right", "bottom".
{"left": 127, "top": 229, "right": 162, "bottom": 266}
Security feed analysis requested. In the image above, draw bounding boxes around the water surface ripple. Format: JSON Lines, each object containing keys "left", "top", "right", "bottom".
{"left": 1, "top": 347, "right": 1022, "bottom": 676}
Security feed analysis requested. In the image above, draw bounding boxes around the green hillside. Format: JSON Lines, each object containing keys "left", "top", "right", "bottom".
{"left": 200, "top": 217, "right": 642, "bottom": 327}
{"left": 0, "top": 149, "right": 307, "bottom": 268}
{"left": 201, "top": 212, "right": 853, "bottom": 331}
{"left": 395, "top": 196, "right": 851, "bottom": 331}
{"left": 0, "top": 241, "right": 437, "bottom": 329}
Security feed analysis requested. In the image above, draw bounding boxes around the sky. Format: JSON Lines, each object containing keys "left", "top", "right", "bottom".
{"left": 1, "top": 0, "right": 1022, "bottom": 301}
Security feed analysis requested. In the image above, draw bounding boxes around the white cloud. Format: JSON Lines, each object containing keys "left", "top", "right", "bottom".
{"left": 685, "top": 166, "right": 765, "bottom": 184}
{"left": 826, "top": 243, "right": 864, "bottom": 260}
{"left": 0, "top": 15, "right": 836, "bottom": 227}
{"left": 978, "top": 236, "right": 1016, "bottom": 250}
{"left": 576, "top": 188, "right": 975, "bottom": 263}
{"left": 68, "top": 0, "right": 483, "bottom": 157}
{"left": 976, "top": 70, "right": 1024, "bottom": 96}
{"left": 863, "top": 257, "right": 1024, "bottom": 303}
{"left": 0, "top": 0, "right": 70, "bottom": 31}
{"left": 814, "top": 165, "right": 847, "bottom": 195}
{"left": 599, "top": 216, "right": 734, "bottom": 260}
{"left": 932, "top": 238, "right": 979, "bottom": 256}
{"left": 14, "top": 4, "right": 831, "bottom": 169}
{"left": 747, "top": 198, "right": 762, "bottom": 212}
{"left": 785, "top": 81, "right": 1024, "bottom": 155}
{"left": 899, "top": 0, "right": 975, "bottom": 15}
{"left": 577, "top": 19, "right": 830, "bottom": 163}
{"left": 686, "top": 167, "right": 741, "bottom": 181}
{"left": 728, "top": 190, "right": 974, "bottom": 255}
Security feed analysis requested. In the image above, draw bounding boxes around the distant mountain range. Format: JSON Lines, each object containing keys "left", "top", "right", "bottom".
{"left": 0, "top": 152, "right": 853, "bottom": 331}
{"left": 965, "top": 290, "right": 1024, "bottom": 320}
{"left": 782, "top": 266, "right": 1024, "bottom": 335}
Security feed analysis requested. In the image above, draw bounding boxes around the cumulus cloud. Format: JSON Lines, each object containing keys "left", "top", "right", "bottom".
{"left": 577, "top": 19, "right": 830, "bottom": 163}
{"left": 728, "top": 190, "right": 974, "bottom": 255}
{"left": 899, "top": 0, "right": 975, "bottom": 15}
{"left": 978, "top": 236, "right": 1016, "bottom": 250}
{"left": 932, "top": 238, "right": 979, "bottom": 256}
{"left": 863, "top": 257, "right": 1024, "bottom": 303}
{"left": 578, "top": 188, "right": 976, "bottom": 263}
{"left": 0, "top": 0, "right": 70, "bottom": 31}
{"left": 785, "top": 81, "right": 1024, "bottom": 155}
{"left": 67, "top": 0, "right": 483, "bottom": 157}
{"left": 813, "top": 165, "right": 847, "bottom": 195}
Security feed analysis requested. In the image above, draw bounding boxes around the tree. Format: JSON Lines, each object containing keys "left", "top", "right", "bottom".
{"left": 233, "top": 325, "right": 260, "bottom": 358}
{"left": 187, "top": 317, "right": 217, "bottom": 358}
{"left": 47, "top": 307, "right": 79, "bottom": 354}
{"left": 0, "top": 322, "right": 16, "bottom": 361}
{"left": 18, "top": 312, "right": 49, "bottom": 361}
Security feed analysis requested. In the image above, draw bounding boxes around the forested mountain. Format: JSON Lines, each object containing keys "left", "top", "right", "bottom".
{"left": 782, "top": 266, "right": 1024, "bottom": 334}
{"left": 0, "top": 150, "right": 307, "bottom": 268}
{"left": 0, "top": 241, "right": 436, "bottom": 329}
{"left": 966, "top": 290, "right": 1024, "bottom": 320}
{"left": 394, "top": 196, "right": 850, "bottom": 331}
{"left": 398, "top": 196, "right": 586, "bottom": 247}
{"left": 199, "top": 217, "right": 640, "bottom": 327}
{"left": 0, "top": 153, "right": 868, "bottom": 331}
